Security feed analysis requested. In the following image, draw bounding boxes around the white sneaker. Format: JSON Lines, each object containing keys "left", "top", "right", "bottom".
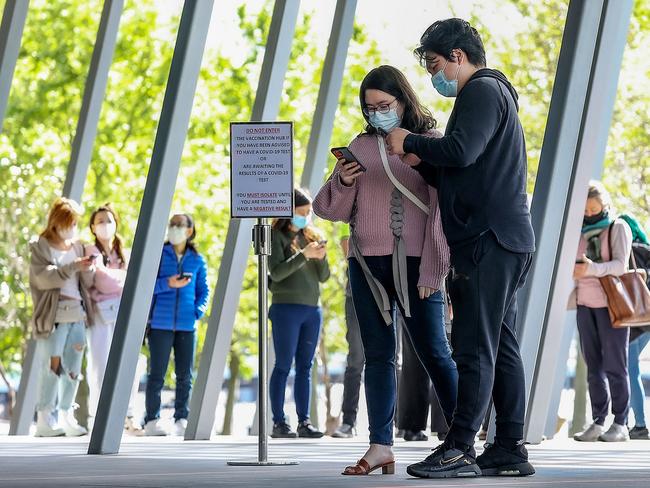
{"left": 60, "top": 409, "right": 88, "bottom": 437}
{"left": 124, "top": 416, "right": 145, "bottom": 437}
{"left": 35, "top": 410, "right": 65, "bottom": 437}
{"left": 574, "top": 422, "right": 605, "bottom": 442}
{"left": 599, "top": 423, "right": 630, "bottom": 442}
{"left": 144, "top": 419, "right": 168, "bottom": 436}
{"left": 174, "top": 418, "right": 188, "bottom": 436}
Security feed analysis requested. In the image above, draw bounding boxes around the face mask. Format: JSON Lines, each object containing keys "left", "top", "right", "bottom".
{"left": 94, "top": 222, "right": 116, "bottom": 241}
{"left": 368, "top": 108, "right": 401, "bottom": 133}
{"left": 58, "top": 225, "right": 77, "bottom": 241}
{"left": 583, "top": 211, "right": 607, "bottom": 226}
{"left": 167, "top": 226, "right": 188, "bottom": 246}
{"left": 431, "top": 60, "right": 460, "bottom": 98}
{"left": 291, "top": 214, "right": 311, "bottom": 230}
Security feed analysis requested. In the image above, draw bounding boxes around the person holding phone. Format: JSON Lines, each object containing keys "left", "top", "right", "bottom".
{"left": 84, "top": 203, "right": 144, "bottom": 435}
{"left": 572, "top": 182, "right": 632, "bottom": 442}
{"left": 29, "top": 197, "right": 96, "bottom": 437}
{"left": 144, "top": 213, "right": 210, "bottom": 436}
{"left": 269, "top": 188, "right": 330, "bottom": 439}
{"left": 385, "top": 19, "right": 536, "bottom": 478}
{"left": 313, "top": 65, "right": 457, "bottom": 476}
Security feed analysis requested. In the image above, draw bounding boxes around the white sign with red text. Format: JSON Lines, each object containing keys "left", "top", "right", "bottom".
{"left": 230, "top": 122, "right": 294, "bottom": 218}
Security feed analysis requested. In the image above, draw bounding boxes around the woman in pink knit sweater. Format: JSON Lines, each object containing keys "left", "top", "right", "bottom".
{"left": 313, "top": 65, "right": 457, "bottom": 475}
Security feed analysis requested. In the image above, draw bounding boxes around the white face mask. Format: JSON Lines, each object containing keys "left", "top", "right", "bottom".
{"left": 94, "top": 222, "right": 116, "bottom": 241}
{"left": 58, "top": 225, "right": 77, "bottom": 241}
{"left": 167, "top": 226, "right": 188, "bottom": 246}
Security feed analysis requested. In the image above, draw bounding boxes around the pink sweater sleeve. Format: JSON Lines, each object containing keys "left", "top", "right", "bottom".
{"left": 417, "top": 186, "right": 450, "bottom": 289}
{"left": 312, "top": 164, "right": 358, "bottom": 223}
{"left": 85, "top": 245, "right": 126, "bottom": 296}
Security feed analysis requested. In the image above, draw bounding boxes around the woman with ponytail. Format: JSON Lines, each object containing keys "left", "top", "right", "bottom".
{"left": 268, "top": 188, "right": 330, "bottom": 439}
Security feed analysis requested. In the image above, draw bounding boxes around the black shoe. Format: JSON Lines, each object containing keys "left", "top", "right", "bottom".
{"left": 404, "top": 430, "right": 429, "bottom": 442}
{"left": 629, "top": 426, "right": 650, "bottom": 440}
{"left": 297, "top": 421, "right": 324, "bottom": 438}
{"left": 332, "top": 423, "right": 356, "bottom": 438}
{"left": 406, "top": 442, "right": 481, "bottom": 478}
{"left": 476, "top": 442, "right": 535, "bottom": 476}
{"left": 271, "top": 422, "right": 297, "bottom": 438}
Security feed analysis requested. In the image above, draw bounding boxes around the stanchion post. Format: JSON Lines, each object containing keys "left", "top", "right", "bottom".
{"left": 227, "top": 217, "right": 298, "bottom": 467}
{"left": 255, "top": 219, "right": 271, "bottom": 463}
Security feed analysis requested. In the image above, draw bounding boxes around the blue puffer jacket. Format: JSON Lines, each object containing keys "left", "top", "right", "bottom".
{"left": 150, "top": 243, "right": 210, "bottom": 331}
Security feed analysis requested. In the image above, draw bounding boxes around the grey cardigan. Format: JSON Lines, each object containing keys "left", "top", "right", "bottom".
{"left": 29, "top": 236, "right": 95, "bottom": 339}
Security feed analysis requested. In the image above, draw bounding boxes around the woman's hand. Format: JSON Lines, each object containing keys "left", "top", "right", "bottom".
{"left": 302, "top": 241, "right": 327, "bottom": 260}
{"left": 418, "top": 286, "right": 435, "bottom": 299}
{"left": 573, "top": 255, "right": 592, "bottom": 280}
{"left": 168, "top": 275, "right": 191, "bottom": 288}
{"left": 338, "top": 159, "right": 364, "bottom": 187}
{"left": 74, "top": 256, "right": 94, "bottom": 272}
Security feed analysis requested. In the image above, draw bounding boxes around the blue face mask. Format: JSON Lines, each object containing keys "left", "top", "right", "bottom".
{"left": 368, "top": 108, "right": 401, "bottom": 133}
{"left": 431, "top": 60, "right": 460, "bottom": 98}
{"left": 291, "top": 213, "right": 310, "bottom": 230}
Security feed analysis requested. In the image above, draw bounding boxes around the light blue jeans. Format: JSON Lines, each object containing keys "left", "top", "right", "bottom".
{"left": 629, "top": 332, "right": 650, "bottom": 428}
{"left": 37, "top": 321, "right": 86, "bottom": 412}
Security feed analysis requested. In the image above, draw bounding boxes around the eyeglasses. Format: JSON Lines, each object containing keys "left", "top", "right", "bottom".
{"left": 362, "top": 98, "right": 397, "bottom": 116}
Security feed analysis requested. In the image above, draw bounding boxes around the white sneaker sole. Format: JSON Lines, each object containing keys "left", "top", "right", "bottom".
{"left": 35, "top": 430, "right": 65, "bottom": 437}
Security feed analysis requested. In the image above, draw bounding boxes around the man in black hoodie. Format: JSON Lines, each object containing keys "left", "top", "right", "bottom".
{"left": 386, "top": 19, "right": 536, "bottom": 479}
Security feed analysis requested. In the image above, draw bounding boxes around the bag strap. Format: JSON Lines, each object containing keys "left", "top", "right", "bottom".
{"left": 377, "top": 136, "right": 429, "bottom": 215}
{"left": 608, "top": 220, "right": 637, "bottom": 270}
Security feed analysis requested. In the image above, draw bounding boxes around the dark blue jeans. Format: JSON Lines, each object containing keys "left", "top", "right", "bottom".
{"left": 145, "top": 329, "right": 196, "bottom": 423}
{"left": 349, "top": 255, "right": 458, "bottom": 446}
{"left": 269, "top": 303, "right": 322, "bottom": 424}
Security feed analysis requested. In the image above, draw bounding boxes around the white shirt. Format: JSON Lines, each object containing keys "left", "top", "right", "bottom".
{"left": 49, "top": 246, "right": 82, "bottom": 301}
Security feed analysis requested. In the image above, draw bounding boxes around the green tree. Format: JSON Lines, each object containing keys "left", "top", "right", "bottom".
{"left": 0, "top": 0, "right": 380, "bottom": 432}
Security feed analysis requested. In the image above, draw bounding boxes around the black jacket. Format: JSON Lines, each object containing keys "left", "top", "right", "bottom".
{"left": 404, "top": 68, "right": 535, "bottom": 253}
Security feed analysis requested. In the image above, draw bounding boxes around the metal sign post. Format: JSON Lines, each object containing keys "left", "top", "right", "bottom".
{"left": 227, "top": 121, "right": 297, "bottom": 467}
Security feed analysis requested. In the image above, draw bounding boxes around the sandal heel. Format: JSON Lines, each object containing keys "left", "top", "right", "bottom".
{"left": 382, "top": 462, "right": 395, "bottom": 475}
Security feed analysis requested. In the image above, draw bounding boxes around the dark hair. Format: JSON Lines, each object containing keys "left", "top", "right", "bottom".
{"left": 272, "top": 188, "right": 321, "bottom": 249}
{"left": 414, "top": 18, "right": 486, "bottom": 68}
{"left": 167, "top": 213, "right": 198, "bottom": 253}
{"left": 89, "top": 203, "right": 127, "bottom": 268}
{"left": 359, "top": 65, "right": 436, "bottom": 136}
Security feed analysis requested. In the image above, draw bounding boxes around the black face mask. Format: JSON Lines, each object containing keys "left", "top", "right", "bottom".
{"left": 583, "top": 211, "right": 607, "bottom": 226}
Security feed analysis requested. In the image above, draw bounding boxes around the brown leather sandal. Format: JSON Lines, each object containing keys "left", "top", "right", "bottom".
{"left": 342, "top": 458, "right": 395, "bottom": 475}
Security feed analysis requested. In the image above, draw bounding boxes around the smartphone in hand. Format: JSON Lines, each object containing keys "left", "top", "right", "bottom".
{"left": 331, "top": 147, "right": 366, "bottom": 172}
{"left": 180, "top": 272, "right": 192, "bottom": 280}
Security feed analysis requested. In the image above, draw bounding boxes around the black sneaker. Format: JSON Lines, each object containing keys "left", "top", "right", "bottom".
{"left": 404, "top": 430, "right": 429, "bottom": 441}
{"left": 476, "top": 442, "right": 535, "bottom": 476}
{"left": 629, "top": 426, "right": 650, "bottom": 440}
{"left": 297, "top": 421, "right": 324, "bottom": 438}
{"left": 271, "top": 422, "right": 297, "bottom": 438}
{"left": 406, "top": 442, "right": 481, "bottom": 478}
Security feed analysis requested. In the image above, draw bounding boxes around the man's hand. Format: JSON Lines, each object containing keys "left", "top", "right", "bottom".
{"left": 401, "top": 153, "right": 421, "bottom": 167}
{"left": 385, "top": 128, "right": 411, "bottom": 156}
